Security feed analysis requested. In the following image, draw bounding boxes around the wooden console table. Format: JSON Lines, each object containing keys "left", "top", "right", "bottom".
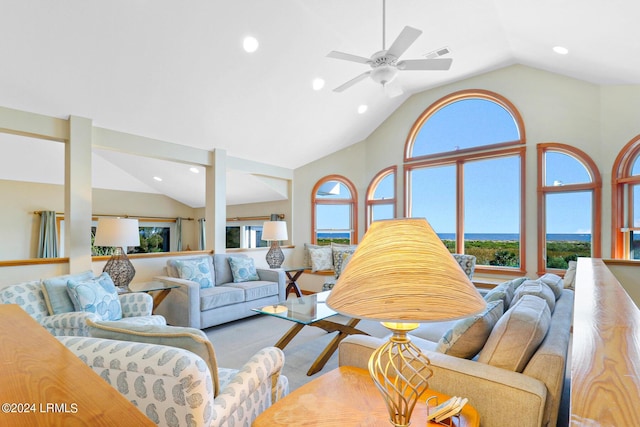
{"left": 0, "top": 304, "right": 154, "bottom": 426}
{"left": 254, "top": 366, "right": 480, "bottom": 426}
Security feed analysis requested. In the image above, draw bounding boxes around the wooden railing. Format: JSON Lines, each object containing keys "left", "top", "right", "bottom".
{"left": 571, "top": 258, "right": 640, "bottom": 426}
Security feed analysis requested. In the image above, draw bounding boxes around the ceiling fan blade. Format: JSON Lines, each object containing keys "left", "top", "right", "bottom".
{"left": 333, "top": 71, "right": 371, "bottom": 92}
{"left": 327, "top": 51, "right": 371, "bottom": 64}
{"left": 386, "top": 26, "right": 422, "bottom": 59}
{"left": 397, "top": 58, "right": 453, "bottom": 71}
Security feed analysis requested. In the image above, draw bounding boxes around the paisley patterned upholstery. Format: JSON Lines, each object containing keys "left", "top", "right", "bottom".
{"left": 58, "top": 336, "right": 288, "bottom": 427}
{"left": 0, "top": 279, "right": 165, "bottom": 336}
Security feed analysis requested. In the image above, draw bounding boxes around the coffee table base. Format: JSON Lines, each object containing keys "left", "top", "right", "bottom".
{"left": 275, "top": 318, "right": 369, "bottom": 376}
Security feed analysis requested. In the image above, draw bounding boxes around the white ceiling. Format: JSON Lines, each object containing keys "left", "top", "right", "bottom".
{"left": 1, "top": 0, "right": 639, "bottom": 207}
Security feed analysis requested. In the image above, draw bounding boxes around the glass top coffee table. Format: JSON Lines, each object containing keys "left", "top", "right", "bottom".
{"left": 253, "top": 291, "right": 369, "bottom": 376}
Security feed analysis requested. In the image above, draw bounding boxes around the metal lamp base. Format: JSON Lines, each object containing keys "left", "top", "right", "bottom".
{"left": 368, "top": 322, "right": 433, "bottom": 427}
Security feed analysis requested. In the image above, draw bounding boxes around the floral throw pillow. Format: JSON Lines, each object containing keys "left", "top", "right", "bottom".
{"left": 175, "top": 258, "right": 214, "bottom": 289}
{"left": 228, "top": 256, "right": 260, "bottom": 283}
{"left": 66, "top": 272, "right": 123, "bottom": 321}
{"left": 333, "top": 248, "right": 355, "bottom": 278}
{"left": 309, "top": 246, "right": 333, "bottom": 272}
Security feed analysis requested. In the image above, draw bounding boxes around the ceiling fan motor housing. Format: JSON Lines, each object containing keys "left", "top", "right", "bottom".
{"left": 369, "top": 51, "right": 399, "bottom": 85}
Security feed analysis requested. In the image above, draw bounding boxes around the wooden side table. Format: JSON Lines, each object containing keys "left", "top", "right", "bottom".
{"left": 254, "top": 366, "right": 480, "bottom": 427}
{"left": 283, "top": 267, "right": 306, "bottom": 297}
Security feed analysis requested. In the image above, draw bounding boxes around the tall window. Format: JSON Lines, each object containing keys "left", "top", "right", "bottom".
{"left": 612, "top": 135, "right": 640, "bottom": 259}
{"left": 312, "top": 175, "right": 358, "bottom": 245}
{"left": 404, "top": 90, "right": 526, "bottom": 273}
{"left": 537, "top": 143, "right": 601, "bottom": 273}
{"left": 366, "top": 166, "right": 396, "bottom": 229}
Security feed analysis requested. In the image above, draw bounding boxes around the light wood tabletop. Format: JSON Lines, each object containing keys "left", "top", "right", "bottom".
{"left": 0, "top": 304, "right": 154, "bottom": 426}
{"left": 571, "top": 258, "right": 640, "bottom": 426}
{"left": 254, "top": 366, "right": 480, "bottom": 427}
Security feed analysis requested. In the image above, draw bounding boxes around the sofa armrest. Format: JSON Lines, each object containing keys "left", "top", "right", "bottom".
{"left": 256, "top": 268, "right": 287, "bottom": 300}
{"left": 214, "top": 346, "right": 287, "bottom": 426}
{"left": 339, "top": 335, "right": 547, "bottom": 427}
{"left": 152, "top": 276, "right": 202, "bottom": 328}
{"left": 118, "top": 292, "right": 153, "bottom": 317}
{"left": 40, "top": 311, "right": 100, "bottom": 336}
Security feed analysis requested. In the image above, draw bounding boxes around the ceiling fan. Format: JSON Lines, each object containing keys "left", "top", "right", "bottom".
{"left": 327, "top": 0, "right": 452, "bottom": 96}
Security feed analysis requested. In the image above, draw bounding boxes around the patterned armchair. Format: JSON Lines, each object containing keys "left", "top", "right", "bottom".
{"left": 58, "top": 336, "right": 288, "bottom": 427}
{"left": 0, "top": 274, "right": 165, "bottom": 336}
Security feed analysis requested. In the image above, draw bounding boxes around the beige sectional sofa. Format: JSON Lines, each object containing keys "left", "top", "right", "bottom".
{"left": 339, "top": 274, "right": 573, "bottom": 427}
{"left": 153, "top": 253, "right": 286, "bottom": 329}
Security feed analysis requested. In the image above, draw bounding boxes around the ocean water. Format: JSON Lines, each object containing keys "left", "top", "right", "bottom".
{"left": 318, "top": 232, "right": 591, "bottom": 242}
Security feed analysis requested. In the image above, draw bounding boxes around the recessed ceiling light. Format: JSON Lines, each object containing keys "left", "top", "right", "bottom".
{"left": 189, "top": 167, "right": 199, "bottom": 174}
{"left": 553, "top": 46, "right": 569, "bottom": 55}
{"left": 243, "top": 36, "right": 259, "bottom": 53}
{"left": 312, "top": 78, "right": 325, "bottom": 91}
{"left": 153, "top": 176, "right": 163, "bottom": 182}
{"left": 358, "top": 105, "right": 368, "bottom": 114}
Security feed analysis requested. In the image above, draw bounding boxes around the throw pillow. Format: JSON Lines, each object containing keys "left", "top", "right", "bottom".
{"left": 332, "top": 247, "right": 356, "bottom": 278}
{"left": 564, "top": 260, "right": 577, "bottom": 290}
{"left": 511, "top": 279, "right": 556, "bottom": 312}
{"left": 42, "top": 270, "right": 95, "bottom": 315}
{"left": 436, "top": 300, "right": 504, "bottom": 359}
{"left": 539, "top": 273, "right": 564, "bottom": 299}
{"left": 227, "top": 256, "right": 260, "bottom": 283}
{"left": 86, "top": 319, "right": 221, "bottom": 397}
{"left": 66, "top": 272, "right": 123, "bottom": 321}
{"left": 477, "top": 294, "right": 551, "bottom": 372}
{"left": 309, "top": 245, "right": 333, "bottom": 272}
{"left": 175, "top": 257, "right": 214, "bottom": 288}
{"left": 303, "top": 243, "right": 323, "bottom": 268}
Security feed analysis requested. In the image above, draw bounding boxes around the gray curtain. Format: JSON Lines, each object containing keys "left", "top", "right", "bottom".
{"left": 37, "top": 210, "right": 59, "bottom": 258}
{"left": 176, "top": 217, "right": 183, "bottom": 252}
{"left": 197, "top": 218, "right": 206, "bottom": 250}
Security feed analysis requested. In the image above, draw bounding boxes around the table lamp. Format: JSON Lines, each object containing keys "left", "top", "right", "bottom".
{"left": 93, "top": 217, "right": 141, "bottom": 289}
{"left": 262, "top": 221, "right": 288, "bottom": 268}
{"left": 327, "top": 218, "right": 486, "bottom": 427}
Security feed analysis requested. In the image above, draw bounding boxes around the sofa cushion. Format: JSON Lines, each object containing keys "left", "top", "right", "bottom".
{"left": 225, "top": 281, "right": 279, "bottom": 302}
{"left": 0, "top": 280, "right": 50, "bottom": 321}
{"left": 213, "top": 254, "right": 239, "bottom": 285}
{"left": 42, "top": 270, "right": 95, "bottom": 315}
{"left": 167, "top": 256, "right": 214, "bottom": 280}
{"left": 66, "top": 272, "right": 123, "bottom": 321}
{"left": 436, "top": 300, "right": 504, "bottom": 359}
{"left": 227, "top": 256, "right": 259, "bottom": 283}
{"left": 309, "top": 245, "right": 333, "bottom": 272}
{"left": 200, "top": 286, "right": 245, "bottom": 311}
{"left": 512, "top": 280, "right": 556, "bottom": 312}
{"left": 539, "top": 273, "right": 564, "bottom": 299}
{"left": 483, "top": 277, "right": 528, "bottom": 308}
{"left": 478, "top": 294, "right": 551, "bottom": 372}
{"left": 175, "top": 257, "right": 214, "bottom": 289}
{"left": 86, "top": 319, "right": 221, "bottom": 396}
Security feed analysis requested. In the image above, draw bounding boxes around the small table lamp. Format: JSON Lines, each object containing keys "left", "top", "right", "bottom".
{"left": 327, "top": 218, "right": 486, "bottom": 427}
{"left": 262, "top": 221, "right": 288, "bottom": 268}
{"left": 93, "top": 217, "right": 140, "bottom": 289}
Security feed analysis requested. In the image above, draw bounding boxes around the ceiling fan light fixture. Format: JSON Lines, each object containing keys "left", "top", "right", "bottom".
{"left": 370, "top": 65, "right": 398, "bottom": 86}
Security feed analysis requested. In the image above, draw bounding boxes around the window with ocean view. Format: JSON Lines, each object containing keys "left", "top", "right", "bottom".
{"left": 366, "top": 166, "right": 396, "bottom": 229}
{"left": 312, "top": 175, "right": 357, "bottom": 245}
{"left": 405, "top": 90, "right": 526, "bottom": 272}
{"left": 538, "top": 143, "right": 601, "bottom": 271}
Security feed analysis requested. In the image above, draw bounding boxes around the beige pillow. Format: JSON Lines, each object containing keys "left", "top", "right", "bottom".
{"left": 478, "top": 295, "right": 551, "bottom": 372}
{"left": 484, "top": 282, "right": 513, "bottom": 308}
{"left": 303, "top": 243, "right": 323, "bottom": 268}
{"left": 511, "top": 279, "right": 556, "bottom": 312}
{"left": 87, "top": 319, "right": 220, "bottom": 396}
{"left": 563, "top": 261, "right": 577, "bottom": 290}
{"left": 309, "top": 245, "right": 333, "bottom": 272}
{"left": 539, "top": 273, "right": 564, "bottom": 299}
{"left": 436, "top": 300, "right": 503, "bottom": 359}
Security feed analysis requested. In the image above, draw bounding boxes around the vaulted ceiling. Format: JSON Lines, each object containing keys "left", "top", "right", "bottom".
{"left": 1, "top": 0, "right": 638, "bottom": 207}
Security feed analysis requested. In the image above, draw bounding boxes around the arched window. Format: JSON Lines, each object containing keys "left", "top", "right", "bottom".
{"left": 612, "top": 135, "right": 640, "bottom": 259}
{"left": 537, "top": 143, "right": 601, "bottom": 273}
{"left": 404, "top": 90, "right": 526, "bottom": 274}
{"left": 311, "top": 175, "right": 358, "bottom": 245}
{"left": 366, "top": 166, "right": 397, "bottom": 230}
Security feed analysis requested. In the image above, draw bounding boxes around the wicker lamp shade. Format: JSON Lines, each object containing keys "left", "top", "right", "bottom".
{"left": 326, "top": 218, "right": 486, "bottom": 323}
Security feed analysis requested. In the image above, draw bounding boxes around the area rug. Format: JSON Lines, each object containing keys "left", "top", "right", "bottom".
{"left": 203, "top": 314, "right": 389, "bottom": 391}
